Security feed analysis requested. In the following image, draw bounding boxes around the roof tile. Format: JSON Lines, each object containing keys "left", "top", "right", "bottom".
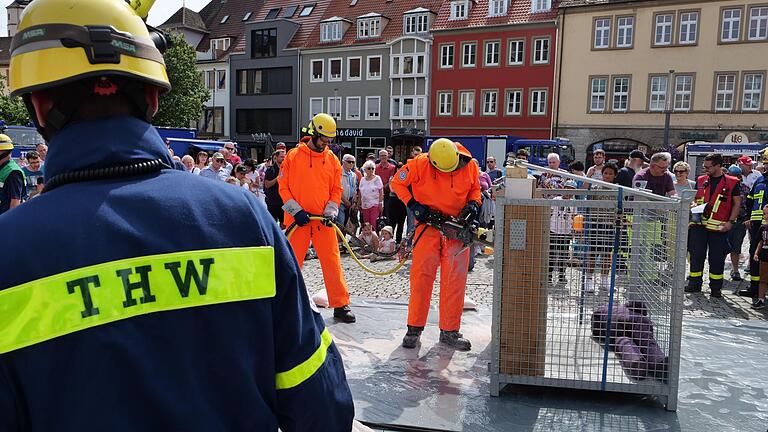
{"left": 432, "top": 0, "right": 560, "bottom": 31}
{"left": 301, "top": 0, "right": 444, "bottom": 49}
{"left": 240, "top": 0, "right": 334, "bottom": 50}
{"left": 195, "top": 0, "right": 266, "bottom": 57}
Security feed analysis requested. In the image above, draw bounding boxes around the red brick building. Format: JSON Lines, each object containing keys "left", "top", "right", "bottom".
{"left": 429, "top": 0, "right": 559, "bottom": 139}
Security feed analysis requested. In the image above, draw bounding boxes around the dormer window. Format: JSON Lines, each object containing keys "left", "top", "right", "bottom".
{"left": 320, "top": 21, "right": 343, "bottom": 42}
{"left": 488, "top": 0, "right": 508, "bottom": 17}
{"left": 211, "top": 37, "right": 231, "bottom": 58}
{"left": 450, "top": 1, "right": 469, "bottom": 20}
{"left": 404, "top": 13, "right": 429, "bottom": 34}
{"left": 358, "top": 16, "right": 381, "bottom": 39}
{"left": 531, "top": 0, "right": 551, "bottom": 13}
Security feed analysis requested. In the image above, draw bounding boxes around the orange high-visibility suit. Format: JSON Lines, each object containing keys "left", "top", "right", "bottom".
{"left": 390, "top": 147, "right": 481, "bottom": 331}
{"left": 279, "top": 138, "right": 350, "bottom": 308}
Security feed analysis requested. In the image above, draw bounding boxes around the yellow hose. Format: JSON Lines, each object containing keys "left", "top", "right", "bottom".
{"left": 286, "top": 216, "right": 409, "bottom": 276}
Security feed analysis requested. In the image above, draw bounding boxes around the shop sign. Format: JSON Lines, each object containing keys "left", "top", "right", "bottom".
{"left": 392, "top": 128, "right": 426, "bottom": 137}
{"left": 724, "top": 131, "right": 749, "bottom": 144}
{"left": 679, "top": 132, "right": 718, "bottom": 141}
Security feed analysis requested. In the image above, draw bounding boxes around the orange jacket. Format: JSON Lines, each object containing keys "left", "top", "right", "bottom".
{"left": 278, "top": 139, "right": 342, "bottom": 215}
{"left": 391, "top": 151, "right": 481, "bottom": 218}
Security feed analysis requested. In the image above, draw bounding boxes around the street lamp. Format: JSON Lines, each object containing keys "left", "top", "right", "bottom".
{"left": 211, "top": 67, "right": 216, "bottom": 136}
{"left": 663, "top": 69, "right": 675, "bottom": 148}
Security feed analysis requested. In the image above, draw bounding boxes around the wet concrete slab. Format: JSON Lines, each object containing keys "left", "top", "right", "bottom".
{"left": 323, "top": 299, "right": 768, "bottom": 432}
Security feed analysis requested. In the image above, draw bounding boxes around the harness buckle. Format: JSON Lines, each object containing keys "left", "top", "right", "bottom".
{"left": 86, "top": 26, "right": 120, "bottom": 64}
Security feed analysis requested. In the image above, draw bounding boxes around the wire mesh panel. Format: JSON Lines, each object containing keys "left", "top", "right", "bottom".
{"left": 490, "top": 170, "right": 688, "bottom": 411}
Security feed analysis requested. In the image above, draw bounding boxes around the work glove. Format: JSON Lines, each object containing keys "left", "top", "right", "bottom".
{"left": 283, "top": 199, "right": 311, "bottom": 227}
{"left": 407, "top": 199, "right": 431, "bottom": 224}
{"left": 323, "top": 201, "right": 339, "bottom": 219}
{"left": 458, "top": 201, "right": 480, "bottom": 225}
{"left": 294, "top": 210, "right": 311, "bottom": 227}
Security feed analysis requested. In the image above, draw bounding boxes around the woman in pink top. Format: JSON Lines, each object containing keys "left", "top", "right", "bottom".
{"left": 359, "top": 160, "right": 384, "bottom": 231}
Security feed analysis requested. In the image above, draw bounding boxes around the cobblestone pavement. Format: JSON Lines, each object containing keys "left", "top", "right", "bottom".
{"left": 301, "top": 252, "right": 768, "bottom": 321}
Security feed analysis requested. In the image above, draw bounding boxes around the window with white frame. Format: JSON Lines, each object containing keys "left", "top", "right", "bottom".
{"left": 438, "top": 92, "right": 452, "bottom": 116}
{"left": 674, "top": 75, "right": 693, "bottom": 111}
{"left": 612, "top": 77, "right": 630, "bottom": 112}
{"left": 679, "top": 12, "right": 698, "bottom": 44}
{"left": 715, "top": 74, "right": 736, "bottom": 111}
{"left": 211, "top": 38, "right": 231, "bottom": 53}
{"left": 654, "top": 13, "right": 673, "bottom": 45}
{"left": 531, "top": 0, "right": 551, "bottom": 13}
{"left": 489, "top": 0, "right": 508, "bottom": 17}
{"left": 530, "top": 89, "right": 547, "bottom": 115}
{"left": 329, "top": 58, "right": 342, "bottom": 81}
{"left": 462, "top": 42, "right": 476, "bottom": 67}
{"left": 721, "top": 9, "right": 742, "bottom": 42}
{"left": 590, "top": 77, "right": 607, "bottom": 112}
{"left": 533, "top": 38, "right": 549, "bottom": 64}
{"left": 366, "top": 96, "right": 381, "bottom": 120}
{"left": 594, "top": 18, "right": 610, "bottom": 49}
{"left": 649, "top": 75, "right": 668, "bottom": 112}
{"left": 482, "top": 90, "right": 498, "bottom": 115}
{"left": 320, "top": 21, "right": 342, "bottom": 42}
{"left": 743, "top": 73, "right": 764, "bottom": 111}
{"left": 440, "top": 44, "right": 454, "bottom": 68}
{"left": 616, "top": 16, "right": 634, "bottom": 47}
{"left": 392, "top": 97, "right": 425, "bottom": 118}
{"left": 347, "top": 57, "right": 361, "bottom": 80}
{"left": 205, "top": 70, "right": 226, "bottom": 90}
{"left": 392, "top": 54, "right": 425, "bottom": 77}
{"left": 310, "top": 98, "right": 323, "bottom": 116}
{"left": 508, "top": 39, "right": 524, "bottom": 65}
{"left": 358, "top": 17, "right": 381, "bottom": 39}
{"left": 485, "top": 41, "right": 500, "bottom": 66}
{"left": 748, "top": 6, "right": 768, "bottom": 40}
{"left": 346, "top": 97, "right": 361, "bottom": 120}
{"left": 367, "top": 56, "right": 382, "bottom": 79}
{"left": 405, "top": 13, "right": 429, "bottom": 34}
{"left": 506, "top": 90, "right": 522, "bottom": 115}
{"left": 459, "top": 91, "right": 474, "bottom": 115}
{"left": 311, "top": 59, "right": 324, "bottom": 82}
{"left": 327, "top": 97, "right": 342, "bottom": 119}
{"left": 450, "top": 0, "right": 468, "bottom": 20}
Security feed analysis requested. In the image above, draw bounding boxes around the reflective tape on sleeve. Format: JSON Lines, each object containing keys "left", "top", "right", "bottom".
{"left": 276, "top": 327, "right": 333, "bottom": 390}
{"left": 0, "top": 247, "right": 275, "bottom": 354}
{"left": 709, "top": 273, "right": 724, "bottom": 280}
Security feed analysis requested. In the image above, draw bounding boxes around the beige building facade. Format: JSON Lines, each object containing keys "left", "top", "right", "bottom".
{"left": 554, "top": 0, "right": 768, "bottom": 161}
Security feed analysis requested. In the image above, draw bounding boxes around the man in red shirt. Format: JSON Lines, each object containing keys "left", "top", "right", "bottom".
{"left": 375, "top": 149, "right": 396, "bottom": 225}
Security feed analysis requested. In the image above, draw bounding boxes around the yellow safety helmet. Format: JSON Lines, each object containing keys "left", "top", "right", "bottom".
{"left": 0, "top": 134, "right": 13, "bottom": 151}
{"left": 305, "top": 113, "right": 337, "bottom": 138}
{"left": 9, "top": 0, "right": 170, "bottom": 99}
{"left": 429, "top": 138, "right": 460, "bottom": 173}
{"left": 762, "top": 147, "right": 768, "bottom": 164}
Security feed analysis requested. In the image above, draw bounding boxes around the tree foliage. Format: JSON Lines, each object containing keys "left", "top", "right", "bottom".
{"left": 153, "top": 33, "right": 210, "bottom": 128}
{"left": 0, "top": 75, "right": 30, "bottom": 125}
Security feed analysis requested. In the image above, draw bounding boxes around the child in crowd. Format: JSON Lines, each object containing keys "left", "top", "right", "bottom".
{"left": 357, "top": 222, "right": 379, "bottom": 258}
{"left": 371, "top": 226, "right": 396, "bottom": 262}
{"left": 751, "top": 204, "right": 768, "bottom": 309}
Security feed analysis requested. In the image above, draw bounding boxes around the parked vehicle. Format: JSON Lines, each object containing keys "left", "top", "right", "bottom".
{"left": 3, "top": 125, "right": 44, "bottom": 159}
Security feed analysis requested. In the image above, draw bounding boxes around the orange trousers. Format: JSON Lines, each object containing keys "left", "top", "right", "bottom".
{"left": 408, "top": 225, "right": 470, "bottom": 331}
{"left": 289, "top": 220, "right": 350, "bottom": 308}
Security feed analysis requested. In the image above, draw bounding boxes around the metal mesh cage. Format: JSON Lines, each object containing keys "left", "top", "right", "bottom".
{"left": 490, "top": 164, "right": 689, "bottom": 411}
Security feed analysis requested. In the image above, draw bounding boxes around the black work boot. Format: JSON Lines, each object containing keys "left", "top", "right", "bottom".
{"left": 333, "top": 305, "right": 356, "bottom": 323}
{"left": 684, "top": 283, "right": 702, "bottom": 293}
{"left": 401, "top": 326, "right": 423, "bottom": 349}
{"left": 439, "top": 330, "right": 471, "bottom": 351}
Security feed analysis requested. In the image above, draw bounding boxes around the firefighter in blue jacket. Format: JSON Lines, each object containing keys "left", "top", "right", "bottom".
{"left": 0, "top": 1, "right": 354, "bottom": 431}
{"left": 741, "top": 152, "right": 768, "bottom": 298}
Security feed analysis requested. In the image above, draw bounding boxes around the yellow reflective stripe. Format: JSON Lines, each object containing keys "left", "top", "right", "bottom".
{"left": 690, "top": 271, "right": 703, "bottom": 278}
{"left": 710, "top": 274, "right": 724, "bottom": 280}
{"left": 752, "top": 275, "right": 761, "bottom": 282}
{"left": 0, "top": 247, "right": 275, "bottom": 354}
{"left": 276, "top": 328, "right": 333, "bottom": 390}
{"left": 711, "top": 194, "right": 723, "bottom": 214}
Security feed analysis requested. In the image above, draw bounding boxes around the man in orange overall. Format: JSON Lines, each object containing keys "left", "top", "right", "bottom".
{"left": 391, "top": 138, "right": 481, "bottom": 350}
{"left": 279, "top": 113, "right": 355, "bottom": 322}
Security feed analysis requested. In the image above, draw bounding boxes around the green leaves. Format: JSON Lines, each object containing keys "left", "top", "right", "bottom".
{"left": 153, "top": 33, "right": 210, "bottom": 128}
{"left": 0, "top": 75, "right": 30, "bottom": 126}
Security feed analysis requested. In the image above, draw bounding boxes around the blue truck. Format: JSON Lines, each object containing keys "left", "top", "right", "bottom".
{"left": 425, "top": 136, "right": 575, "bottom": 170}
